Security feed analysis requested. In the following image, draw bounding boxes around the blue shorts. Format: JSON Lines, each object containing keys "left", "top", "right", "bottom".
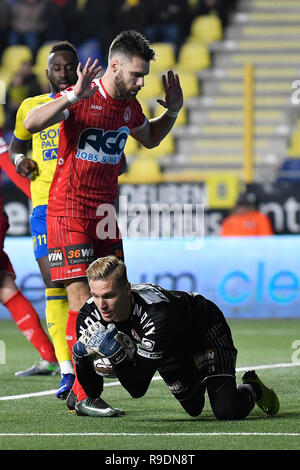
{"left": 30, "top": 205, "right": 48, "bottom": 260}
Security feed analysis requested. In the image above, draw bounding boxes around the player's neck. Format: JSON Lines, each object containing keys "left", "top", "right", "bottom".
{"left": 101, "top": 73, "right": 123, "bottom": 100}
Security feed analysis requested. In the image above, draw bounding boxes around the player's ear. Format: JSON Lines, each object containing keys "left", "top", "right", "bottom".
{"left": 111, "top": 58, "right": 119, "bottom": 74}
{"left": 126, "top": 282, "right": 131, "bottom": 295}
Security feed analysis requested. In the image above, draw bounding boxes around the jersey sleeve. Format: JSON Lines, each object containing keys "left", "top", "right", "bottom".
{"left": 13, "top": 99, "right": 33, "bottom": 141}
{"left": 113, "top": 304, "right": 170, "bottom": 398}
{"left": 0, "top": 151, "right": 31, "bottom": 198}
{"left": 55, "top": 86, "right": 79, "bottom": 121}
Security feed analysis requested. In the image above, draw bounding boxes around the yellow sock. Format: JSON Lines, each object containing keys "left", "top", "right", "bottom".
{"left": 45, "top": 288, "right": 74, "bottom": 374}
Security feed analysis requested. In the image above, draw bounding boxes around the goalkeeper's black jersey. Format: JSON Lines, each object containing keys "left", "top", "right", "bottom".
{"left": 76, "top": 283, "right": 236, "bottom": 398}
{"left": 77, "top": 283, "right": 234, "bottom": 365}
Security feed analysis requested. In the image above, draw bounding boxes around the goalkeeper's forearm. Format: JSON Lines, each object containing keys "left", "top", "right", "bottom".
{"left": 74, "top": 356, "right": 104, "bottom": 399}
{"left": 113, "top": 358, "right": 156, "bottom": 398}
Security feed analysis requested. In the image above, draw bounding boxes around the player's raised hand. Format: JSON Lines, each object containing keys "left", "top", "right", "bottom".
{"left": 157, "top": 70, "right": 183, "bottom": 113}
{"left": 73, "top": 57, "right": 102, "bottom": 100}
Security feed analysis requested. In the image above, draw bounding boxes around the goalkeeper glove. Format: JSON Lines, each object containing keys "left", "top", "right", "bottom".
{"left": 84, "top": 323, "right": 136, "bottom": 366}
{"left": 72, "top": 321, "right": 106, "bottom": 365}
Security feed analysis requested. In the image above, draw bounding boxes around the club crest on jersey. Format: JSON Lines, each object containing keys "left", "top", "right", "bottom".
{"left": 76, "top": 126, "right": 130, "bottom": 164}
{"left": 124, "top": 106, "right": 131, "bottom": 122}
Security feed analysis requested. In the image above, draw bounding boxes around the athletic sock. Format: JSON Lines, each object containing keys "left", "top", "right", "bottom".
{"left": 65, "top": 310, "right": 78, "bottom": 357}
{"left": 66, "top": 310, "right": 87, "bottom": 401}
{"left": 4, "top": 289, "right": 57, "bottom": 362}
{"left": 45, "top": 287, "right": 74, "bottom": 374}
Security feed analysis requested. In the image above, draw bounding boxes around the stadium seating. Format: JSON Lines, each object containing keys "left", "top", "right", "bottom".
{"left": 287, "top": 120, "right": 300, "bottom": 157}
{"left": 139, "top": 99, "right": 152, "bottom": 120}
{"left": 119, "top": 157, "right": 162, "bottom": 184}
{"left": 77, "top": 39, "right": 103, "bottom": 66}
{"left": 277, "top": 158, "right": 300, "bottom": 181}
{"left": 0, "top": 45, "right": 33, "bottom": 86}
{"left": 177, "top": 72, "right": 200, "bottom": 100}
{"left": 34, "top": 43, "right": 55, "bottom": 70}
{"left": 138, "top": 72, "right": 164, "bottom": 101}
{"left": 124, "top": 135, "right": 139, "bottom": 157}
{"left": 32, "top": 43, "right": 56, "bottom": 87}
{"left": 188, "top": 14, "right": 223, "bottom": 44}
{"left": 153, "top": 102, "right": 187, "bottom": 128}
{"left": 136, "top": 134, "right": 175, "bottom": 160}
{"left": 1, "top": 45, "right": 33, "bottom": 74}
{"left": 0, "top": 105, "right": 5, "bottom": 127}
{"left": 150, "top": 42, "right": 176, "bottom": 73}
{"left": 176, "top": 42, "right": 210, "bottom": 72}
{"left": 164, "top": 0, "right": 300, "bottom": 183}
{"left": 2, "top": 0, "right": 300, "bottom": 185}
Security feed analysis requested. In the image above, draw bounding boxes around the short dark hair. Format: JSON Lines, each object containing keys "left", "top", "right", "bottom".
{"left": 109, "top": 30, "right": 155, "bottom": 62}
{"left": 49, "top": 41, "right": 78, "bottom": 59}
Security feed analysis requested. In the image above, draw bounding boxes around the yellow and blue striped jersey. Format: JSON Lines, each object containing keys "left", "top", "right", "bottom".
{"left": 14, "top": 93, "right": 59, "bottom": 209}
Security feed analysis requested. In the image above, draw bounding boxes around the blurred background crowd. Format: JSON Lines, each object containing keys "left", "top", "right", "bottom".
{"left": 0, "top": 0, "right": 237, "bottom": 136}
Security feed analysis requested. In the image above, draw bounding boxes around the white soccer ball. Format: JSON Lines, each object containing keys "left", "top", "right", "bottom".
{"left": 93, "top": 354, "right": 117, "bottom": 378}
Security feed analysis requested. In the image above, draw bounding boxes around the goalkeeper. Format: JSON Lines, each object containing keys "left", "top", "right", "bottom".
{"left": 72, "top": 255, "right": 280, "bottom": 419}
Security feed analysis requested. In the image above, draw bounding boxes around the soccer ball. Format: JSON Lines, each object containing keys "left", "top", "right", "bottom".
{"left": 93, "top": 354, "right": 116, "bottom": 378}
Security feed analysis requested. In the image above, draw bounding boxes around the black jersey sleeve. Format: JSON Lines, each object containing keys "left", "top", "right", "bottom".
{"left": 113, "top": 350, "right": 159, "bottom": 398}
{"left": 113, "top": 303, "right": 169, "bottom": 398}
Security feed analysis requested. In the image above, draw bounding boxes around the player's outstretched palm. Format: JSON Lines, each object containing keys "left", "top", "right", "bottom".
{"left": 73, "top": 58, "right": 102, "bottom": 100}
{"left": 157, "top": 70, "right": 183, "bottom": 113}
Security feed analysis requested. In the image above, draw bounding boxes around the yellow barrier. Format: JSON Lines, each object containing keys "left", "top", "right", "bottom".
{"left": 244, "top": 63, "right": 254, "bottom": 183}
{"left": 205, "top": 173, "right": 240, "bottom": 209}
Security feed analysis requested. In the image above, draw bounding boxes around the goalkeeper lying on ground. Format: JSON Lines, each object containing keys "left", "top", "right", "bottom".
{"left": 69, "top": 255, "right": 280, "bottom": 419}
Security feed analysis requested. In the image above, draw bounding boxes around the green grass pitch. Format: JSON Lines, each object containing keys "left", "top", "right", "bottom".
{"left": 0, "top": 318, "right": 299, "bottom": 452}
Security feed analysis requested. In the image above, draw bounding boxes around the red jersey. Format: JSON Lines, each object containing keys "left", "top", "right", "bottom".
{"left": 0, "top": 131, "right": 8, "bottom": 214}
{"left": 47, "top": 79, "right": 146, "bottom": 218}
{"left": 0, "top": 129, "right": 31, "bottom": 215}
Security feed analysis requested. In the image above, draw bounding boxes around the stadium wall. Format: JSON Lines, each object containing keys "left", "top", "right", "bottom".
{"left": 1, "top": 235, "right": 300, "bottom": 319}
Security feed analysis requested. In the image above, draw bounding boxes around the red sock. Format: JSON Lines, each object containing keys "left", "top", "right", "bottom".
{"left": 4, "top": 290, "right": 57, "bottom": 362}
{"left": 66, "top": 310, "right": 87, "bottom": 401}
{"left": 65, "top": 310, "right": 78, "bottom": 356}
{"left": 76, "top": 378, "right": 88, "bottom": 402}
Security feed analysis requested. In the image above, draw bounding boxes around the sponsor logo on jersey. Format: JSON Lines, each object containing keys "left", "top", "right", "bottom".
{"left": 141, "top": 338, "right": 155, "bottom": 351}
{"left": 124, "top": 106, "right": 131, "bottom": 122}
{"left": 42, "top": 148, "right": 58, "bottom": 160}
{"left": 194, "top": 349, "right": 215, "bottom": 373}
{"left": 48, "top": 247, "right": 65, "bottom": 267}
{"left": 137, "top": 348, "right": 163, "bottom": 360}
{"left": 40, "top": 129, "right": 59, "bottom": 160}
{"left": 140, "top": 312, "right": 155, "bottom": 336}
{"left": 91, "top": 104, "right": 102, "bottom": 111}
{"left": 75, "top": 126, "right": 130, "bottom": 164}
{"left": 65, "top": 243, "right": 94, "bottom": 266}
{"left": 168, "top": 380, "right": 188, "bottom": 396}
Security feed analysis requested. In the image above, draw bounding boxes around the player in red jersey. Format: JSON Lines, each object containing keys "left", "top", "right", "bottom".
{"left": 0, "top": 129, "right": 58, "bottom": 375}
{"left": 24, "top": 30, "right": 184, "bottom": 414}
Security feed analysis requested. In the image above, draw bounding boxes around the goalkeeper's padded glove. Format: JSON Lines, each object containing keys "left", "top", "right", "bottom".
{"left": 73, "top": 341, "right": 89, "bottom": 365}
{"left": 88, "top": 323, "right": 136, "bottom": 366}
{"left": 72, "top": 321, "right": 106, "bottom": 365}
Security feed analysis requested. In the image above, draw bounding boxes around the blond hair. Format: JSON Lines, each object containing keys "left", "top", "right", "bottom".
{"left": 86, "top": 256, "right": 128, "bottom": 286}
